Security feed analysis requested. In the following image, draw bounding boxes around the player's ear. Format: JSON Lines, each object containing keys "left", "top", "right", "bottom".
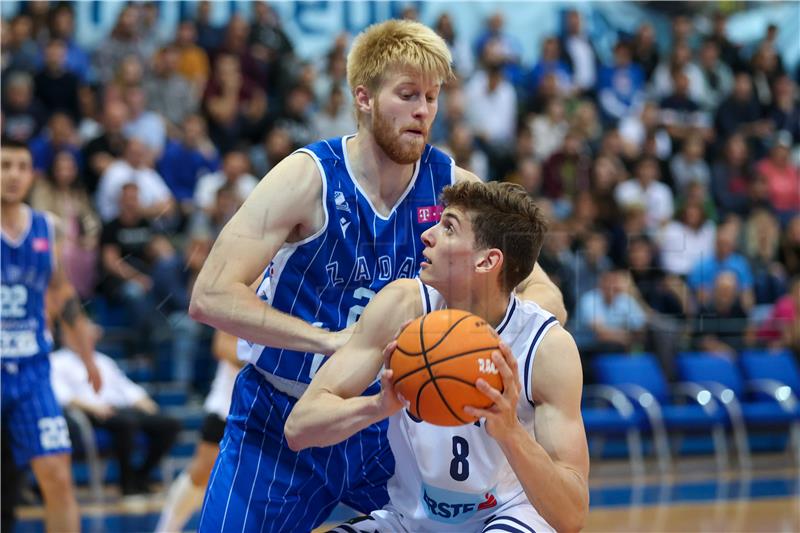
{"left": 475, "top": 248, "right": 503, "bottom": 275}
{"left": 354, "top": 85, "right": 372, "bottom": 114}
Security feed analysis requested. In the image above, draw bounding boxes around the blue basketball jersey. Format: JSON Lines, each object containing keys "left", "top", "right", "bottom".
{"left": 1, "top": 207, "right": 54, "bottom": 362}
{"left": 240, "top": 135, "right": 454, "bottom": 387}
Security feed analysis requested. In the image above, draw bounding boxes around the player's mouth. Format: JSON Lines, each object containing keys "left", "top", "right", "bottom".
{"left": 421, "top": 252, "right": 433, "bottom": 267}
{"left": 404, "top": 128, "right": 425, "bottom": 138}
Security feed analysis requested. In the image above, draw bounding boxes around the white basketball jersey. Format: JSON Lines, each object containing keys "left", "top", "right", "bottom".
{"left": 383, "top": 280, "right": 558, "bottom": 531}
{"left": 203, "top": 360, "right": 239, "bottom": 419}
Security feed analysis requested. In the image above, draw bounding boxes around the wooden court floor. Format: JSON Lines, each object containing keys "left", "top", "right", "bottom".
{"left": 11, "top": 457, "right": 800, "bottom": 532}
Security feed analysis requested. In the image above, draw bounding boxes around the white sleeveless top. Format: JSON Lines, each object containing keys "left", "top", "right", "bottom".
{"left": 383, "top": 280, "right": 558, "bottom": 530}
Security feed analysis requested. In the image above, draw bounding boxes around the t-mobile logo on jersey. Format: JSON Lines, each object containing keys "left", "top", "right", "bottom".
{"left": 417, "top": 205, "right": 443, "bottom": 224}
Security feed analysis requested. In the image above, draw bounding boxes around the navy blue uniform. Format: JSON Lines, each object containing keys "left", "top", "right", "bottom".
{"left": 199, "top": 137, "right": 455, "bottom": 532}
{"left": 1, "top": 208, "right": 71, "bottom": 466}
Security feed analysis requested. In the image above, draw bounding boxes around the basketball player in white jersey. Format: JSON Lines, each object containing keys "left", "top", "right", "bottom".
{"left": 286, "top": 181, "right": 589, "bottom": 532}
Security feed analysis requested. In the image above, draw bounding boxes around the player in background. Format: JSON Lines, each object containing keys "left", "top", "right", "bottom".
{"left": 155, "top": 329, "right": 242, "bottom": 533}
{"left": 190, "top": 19, "right": 566, "bottom": 532}
{"left": 1, "top": 139, "right": 102, "bottom": 532}
{"left": 286, "top": 181, "right": 589, "bottom": 532}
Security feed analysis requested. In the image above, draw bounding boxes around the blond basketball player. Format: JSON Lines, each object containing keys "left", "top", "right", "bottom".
{"left": 286, "top": 181, "right": 589, "bottom": 532}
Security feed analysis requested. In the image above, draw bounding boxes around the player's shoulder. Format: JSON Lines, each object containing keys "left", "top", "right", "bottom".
{"left": 422, "top": 144, "right": 456, "bottom": 168}
{"left": 297, "top": 137, "right": 348, "bottom": 163}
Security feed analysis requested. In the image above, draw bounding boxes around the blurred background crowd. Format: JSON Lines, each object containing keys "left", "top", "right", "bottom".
{"left": 1, "top": 0, "right": 799, "bottom": 398}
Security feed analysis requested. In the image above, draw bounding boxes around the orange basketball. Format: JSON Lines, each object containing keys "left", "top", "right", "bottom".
{"left": 388, "top": 309, "right": 503, "bottom": 426}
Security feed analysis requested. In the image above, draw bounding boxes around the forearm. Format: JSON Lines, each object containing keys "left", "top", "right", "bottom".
{"left": 497, "top": 426, "right": 588, "bottom": 532}
{"left": 285, "top": 392, "right": 384, "bottom": 451}
{"left": 190, "top": 281, "right": 333, "bottom": 354}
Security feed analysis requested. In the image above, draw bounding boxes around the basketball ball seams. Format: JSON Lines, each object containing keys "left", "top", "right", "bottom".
{"left": 395, "top": 313, "right": 475, "bottom": 356}
{"left": 391, "top": 345, "right": 501, "bottom": 386}
{"left": 416, "top": 378, "right": 470, "bottom": 425}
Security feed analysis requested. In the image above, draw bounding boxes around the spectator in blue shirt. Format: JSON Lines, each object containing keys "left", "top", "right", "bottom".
{"left": 157, "top": 114, "right": 220, "bottom": 214}
{"left": 575, "top": 268, "right": 647, "bottom": 359}
{"left": 597, "top": 41, "right": 645, "bottom": 125}
{"left": 42, "top": 4, "right": 92, "bottom": 83}
{"left": 688, "top": 220, "right": 754, "bottom": 310}
{"left": 29, "top": 111, "right": 82, "bottom": 177}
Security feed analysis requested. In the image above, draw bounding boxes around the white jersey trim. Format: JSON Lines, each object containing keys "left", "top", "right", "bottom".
{"left": 341, "top": 134, "right": 421, "bottom": 221}
{"left": 523, "top": 316, "right": 558, "bottom": 406}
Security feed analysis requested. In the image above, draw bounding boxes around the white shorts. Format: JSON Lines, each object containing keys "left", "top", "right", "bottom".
{"left": 328, "top": 502, "right": 554, "bottom": 533}
{"left": 202, "top": 360, "right": 239, "bottom": 419}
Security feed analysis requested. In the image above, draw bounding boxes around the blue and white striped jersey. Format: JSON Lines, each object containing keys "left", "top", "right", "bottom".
{"left": 1, "top": 207, "right": 55, "bottom": 361}
{"left": 239, "top": 135, "right": 455, "bottom": 388}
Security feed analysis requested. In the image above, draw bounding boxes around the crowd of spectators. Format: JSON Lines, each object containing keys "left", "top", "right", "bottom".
{"left": 2, "top": 1, "right": 799, "bottom": 385}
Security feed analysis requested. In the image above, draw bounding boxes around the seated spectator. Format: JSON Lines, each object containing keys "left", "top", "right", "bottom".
{"left": 144, "top": 45, "right": 198, "bottom": 135}
{"left": 529, "top": 97, "right": 568, "bottom": 162}
{"left": 122, "top": 85, "right": 167, "bottom": 157}
{"left": 194, "top": 149, "right": 257, "bottom": 213}
{"left": 157, "top": 114, "right": 220, "bottom": 213}
{"left": 559, "top": 10, "right": 597, "bottom": 97}
{"left": 619, "top": 101, "right": 672, "bottom": 162}
{"left": 29, "top": 150, "right": 100, "bottom": 299}
{"left": 439, "top": 121, "right": 489, "bottom": 180}
{"left": 172, "top": 20, "right": 210, "bottom": 95}
{"left": 669, "top": 133, "right": 710, "bottom": 197}
{"left": 202, "top": 53, "right": 267, "bottom": 153}
{"left": 82, "top": 99, "right": 129, "bottom": 195}
{"left": 756, "top": 276, "right": 800, "bottom": 352}
{"left": 687, "top": 221, "right": 754, "bottom": 309}
{"left": 569, "top": 99, "right": 602, "bottom": 151}
{"left": 311, "top": 85, "right": 356, "bottom": 140}
{"left": 696, "top": 38, "right": 733, "bottom": 112}
{"left": 659, "top": 202, "right": 716, "bottom": 277}
{"left": 186, "top": 183, "right": 242, "bottom": 281}
{"left": 631, "top": 22, "right": 659, "bottom": 82}
{"left": 626, "top": 235, "right": 691, "bottom": 377}
{"left": 768, "top": 75, "right": 799, "bottom": 143}
{"left": 464, "top": 40, "right": 518, "bottom": 149}
{"left": 34, "top": 39, "right": 81, "bottom": 122}
{"left": 714, "top": 72, "right": 772, "bottom": 150}
{"left": 691, "top": 271, "right": 749, "bottom": 356}
{"left": 779, "top": 215, "right": 800, "bottom": 278}
{"left": 92, "top": 4, "right": 149, "bottom": 85}
{"left": 43, "top": 3, "right": 91, "bottom": 83}
{"left": 660, "top": 69, "right": 712, "bottom": 143}
{"left": 745, "top": 209, "right": 787, "bottom": 309}
{"left": 51, "top": 326, "right": 181, "bottom": 496}
{"left": 650, "top": 42, "right": 704, "bottom": 103}
{"left": 28, "top": 111, "right": 82, "bottom": 178}
{"left": 2, "top": 71, "right": 47, "bottom": 143}
{"left": 526, "top": 37, "right": 572, "bottom": 95}
{"left": 755, "top": 131, "right": 800, "bottom": 220}
{"left": 434, "top": 12, "right": 475, "bottom": 80}
{"left": 249, "top": 126, "right": 295, "bottom": 179}
{"left": 597, "top": 41, "right": 645, "bottom": 124}
{"left": 542, "top": 130, "right": 591, "bottom": 217}
{"left": 95, "top": 137, "right": 176, "bottom": 223}
{"left": 5, "top": 14, "right": 40, "bottom": 73}
{"left": 273, "top": 84, "right": 316, "bottom": 148}
{"left": 711, "top": 133, "right": 753, "bottom": 217}
{"left": 574, "top": 269, "right": 647, "bottom": 358}
{"left": 572, "top": 228, "right": 613, "bottom": 299}
{"left": 99, "top": 183, "right": 198, "bottom": 379}
{"left": 614, "top": 156, "right": 674, "bottom": 233}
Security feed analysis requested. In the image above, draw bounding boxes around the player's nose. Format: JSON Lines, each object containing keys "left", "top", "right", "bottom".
{"left": 421, "top": 226, "right": 434, "bottom": 247}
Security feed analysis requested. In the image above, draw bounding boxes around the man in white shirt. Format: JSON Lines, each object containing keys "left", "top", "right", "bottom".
{"left": 193, "top": 149, "right": 257, "bottom": 212}
{"left": 51, "top": 329, "right": 181, "bottom": 496}
{"left": 464, "top": 41, "right": 518, "bottom": 149}
{"left": 95, "top": 137, "right": 176, "bottom": 222}
{"left": 614, "top": 156, "right": 675, "bottom": 233}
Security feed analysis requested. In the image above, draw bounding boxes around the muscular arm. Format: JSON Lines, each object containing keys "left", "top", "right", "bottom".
{"left": 496, "top": 326, "right": 589, "bottom": 532}
{"left": 189, "top": 153, "right": 341, "bottom": 354}
{"left": 453, "top": 167, "right": 568, "bottom": 324}
{"left": 285, "top": 279, "right": 422, "bottom": 451}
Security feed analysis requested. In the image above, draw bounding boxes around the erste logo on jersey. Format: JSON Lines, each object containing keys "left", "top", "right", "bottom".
{"left": 420, "top": 482, "right": 498, "bottom": 524}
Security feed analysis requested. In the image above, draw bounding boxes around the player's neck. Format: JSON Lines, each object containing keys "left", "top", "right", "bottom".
{"left": 0, "top": 201, "right": 29, "bottom": 239}
{"left": 347, "top": 133, "right": 415, "bottom": 201}
{"left": 442, "top": 282, "right": 511, "bottom": 329}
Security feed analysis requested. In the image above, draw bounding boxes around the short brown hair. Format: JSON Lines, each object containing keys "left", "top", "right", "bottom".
{"left": 347, "top": 19, "right": 454, "bottom": 94}
{"left": 441, "top": 181, "right": 548, "bottom": 291}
